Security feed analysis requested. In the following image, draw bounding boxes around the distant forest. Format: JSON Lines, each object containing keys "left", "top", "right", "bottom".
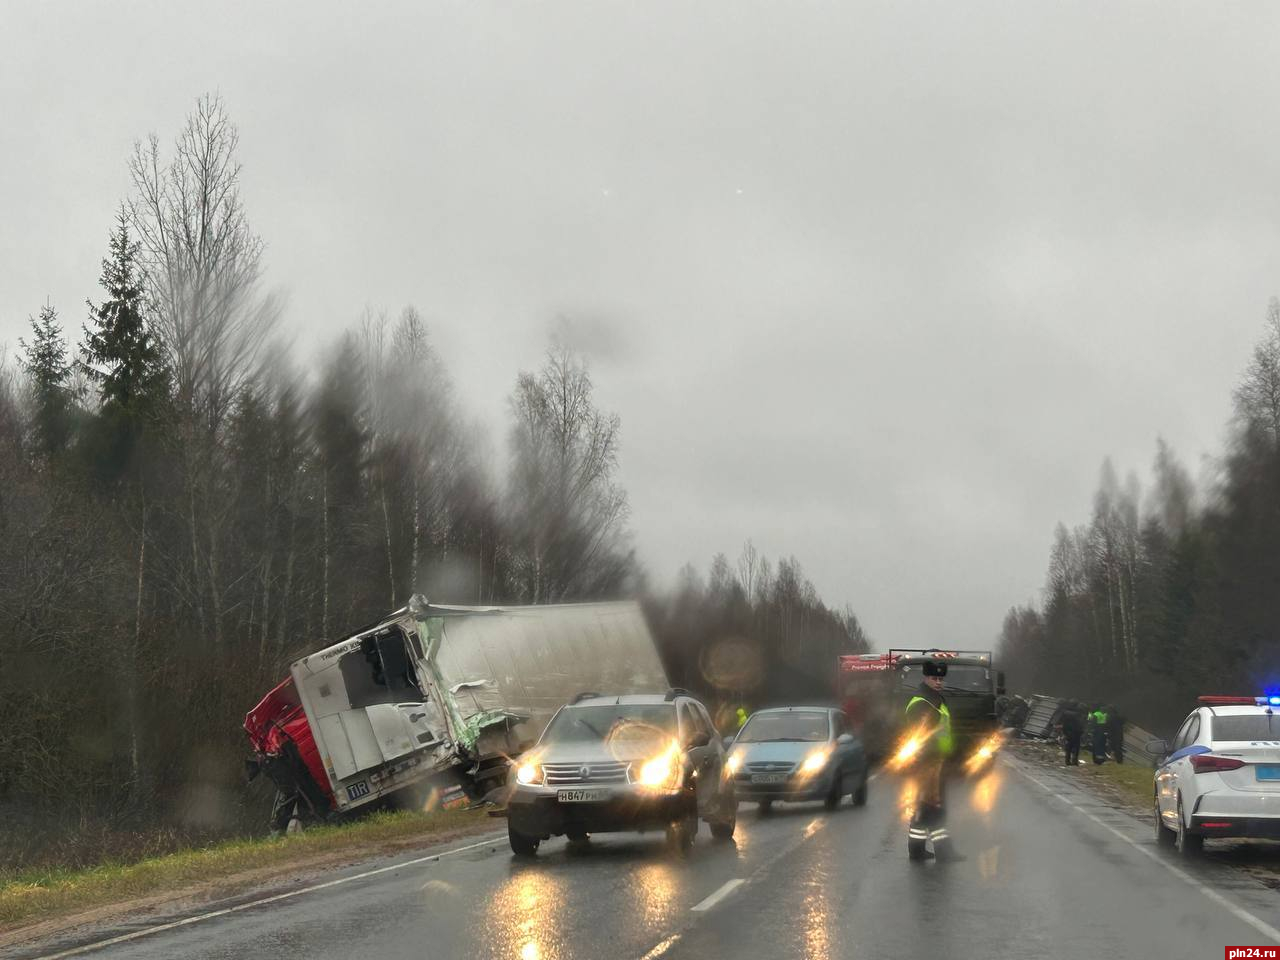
{"left": 999, "top": 302, "right": 1280, "bottom": 734}
{"left": 0, "top": 96, "right": 867, "bottom": 870}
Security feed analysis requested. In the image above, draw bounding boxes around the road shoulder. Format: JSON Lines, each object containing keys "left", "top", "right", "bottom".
{"left": 0, "top": 812, "right": 500, "bottom": 955}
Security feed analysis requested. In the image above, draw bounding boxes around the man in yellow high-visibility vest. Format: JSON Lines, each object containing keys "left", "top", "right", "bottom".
{"left": 904, "top": 660, "right": 963, "bottom": 861}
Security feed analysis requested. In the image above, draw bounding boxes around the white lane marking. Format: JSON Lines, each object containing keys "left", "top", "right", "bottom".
{"left": 639, "top": 932, "right": 682, "bottom": 958}
{"left": 27, "top": 833, "right": 507, "bottom": 960}
{"left": 690, "top": 878, "right": 745, "bottom": 913}
{"left": 1012, "top": 761, "right": 1280, "bottom": 944}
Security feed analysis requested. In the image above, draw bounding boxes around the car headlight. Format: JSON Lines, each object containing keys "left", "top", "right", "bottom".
{"left": 725, "top": 752, "right": 742, "bottom": 775}
{"left": 637, "top": 741, "right": 682, "bottom": 790}
{"left": 516, "top": 761, "right": 543, "bottom": 785}
{"left": 800, "top": 747, "right": 832, "bottom": 774}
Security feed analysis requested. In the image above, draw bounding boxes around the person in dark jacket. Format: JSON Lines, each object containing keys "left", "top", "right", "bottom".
{"left": 1106, "top": 705, "right": 1125, "bottom": 763}
{"left": 904, "top": 661, "right": 963, "bottom": 862}
{"left": 1060, "top": 700, "right": 1084, "bottom": 767}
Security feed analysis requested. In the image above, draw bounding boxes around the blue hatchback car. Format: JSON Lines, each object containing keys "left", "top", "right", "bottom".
{"left": 726, "top": 706, "right": 868, "bottom": 812}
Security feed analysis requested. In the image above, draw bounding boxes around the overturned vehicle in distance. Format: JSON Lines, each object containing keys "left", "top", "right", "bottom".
{"left": 244, "top": 597, "right": 669, "bottom": 831}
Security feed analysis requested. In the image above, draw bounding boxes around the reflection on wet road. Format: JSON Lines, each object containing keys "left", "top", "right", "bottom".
{"left": 13, "top": 759, "right": 1280, "bottom": 960}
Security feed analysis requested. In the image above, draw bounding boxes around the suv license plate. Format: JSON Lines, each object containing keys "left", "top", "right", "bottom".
{"left": 1256, "top": 765, "right": 1280, "bottom": 781}
{"left": 751, "top": 774, "right": 787, "bottom": 784}
{"left": 557, "top": 789, "right": 609, "bottom": 802}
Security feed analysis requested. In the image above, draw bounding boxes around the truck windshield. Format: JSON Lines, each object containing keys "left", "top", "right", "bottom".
{"left": 898, "top": 663, "right": 991, "bottom": 693}
{"left": 1212, "top": 715, "right": 1277, "bottom": 741}
{"left": 543, "top": 704, "right": 677, "bottom": 745}
{"left": 737, "top": 711, "right": 829, "bottom": 743}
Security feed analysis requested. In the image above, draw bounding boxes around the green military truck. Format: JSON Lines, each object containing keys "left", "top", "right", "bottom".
{"left": 890, "top": 649, "right": 1005, "bottom": 754}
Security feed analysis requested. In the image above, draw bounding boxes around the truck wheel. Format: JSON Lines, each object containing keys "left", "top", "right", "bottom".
{"left": 852, "top": 774, "right": 868, "bottom": 807}
{"left": 508, "top": 821, "right": 540, "bottom": 857}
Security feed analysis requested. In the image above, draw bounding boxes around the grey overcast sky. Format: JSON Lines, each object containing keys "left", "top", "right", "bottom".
{"left": 3, "top": 1, "right": 1279, "bottom": 648}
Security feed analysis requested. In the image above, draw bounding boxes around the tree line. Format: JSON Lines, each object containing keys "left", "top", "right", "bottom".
{"left": 999, "top": 302, "right": 1280, "bottom": 733}
{"left": 0, "top": 95, "right": 867, "bottom": 870}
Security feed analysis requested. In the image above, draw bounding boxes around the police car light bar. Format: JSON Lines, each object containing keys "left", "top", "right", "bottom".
{"left": 1197, "top": 695, "right": 1280, "bottom": 706}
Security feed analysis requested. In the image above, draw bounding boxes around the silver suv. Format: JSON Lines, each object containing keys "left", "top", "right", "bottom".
{"left": 505, "top": 691, "right": 738, "bottom": 855}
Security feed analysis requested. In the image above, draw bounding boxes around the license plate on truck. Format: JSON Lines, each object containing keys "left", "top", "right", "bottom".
{"left": 1257, "top": 765, "right": 1280, "bottom": 781}
{"left": 557, "top": 789, "right": 609, "bottom": 802}
{"left": 750, "top": 774, "right": 787, "bottom": 784}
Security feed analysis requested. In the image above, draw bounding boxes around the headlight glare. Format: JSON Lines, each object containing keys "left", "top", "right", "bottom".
{"left": 801, "top": 748, "right": 831, "bottom": 774}
{"left": 516, "top": 762, "right": 542, "bottom": 785}
{"left": 637, "top": 741, "right": 682, "bottom": 789}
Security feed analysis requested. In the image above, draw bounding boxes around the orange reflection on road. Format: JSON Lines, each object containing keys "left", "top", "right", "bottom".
{"left": 799, "top": 849, "right": 834, "bottom": 960}
{"left": 970, "top": 768, "right": 1004, "bottom": 816}
{"left": 489, "top": 868, "right": 568, "bottom": 960}
{"left": 629, "top": 863, "right": 679, "bottom": 925}
{"left": 977, "top": 844, "right": 1001, "bottom": 880}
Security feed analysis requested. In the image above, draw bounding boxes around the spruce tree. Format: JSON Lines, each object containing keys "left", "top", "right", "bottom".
{"left": 19, "top": 301, "right": 74, "bottom": 458}
{"left": 83, "top": 211, "right": 168, "bottom": 419}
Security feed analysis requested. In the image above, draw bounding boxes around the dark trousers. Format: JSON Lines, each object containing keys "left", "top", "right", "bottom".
{"left": 1092, "top": 729, "right": 1107, "bottom": 764}
{"left": 1110, "top": 728, "right": 1124, "bottom": 763}
{"left": 1064, "top": 732, "right": 1081, "bottom": 766}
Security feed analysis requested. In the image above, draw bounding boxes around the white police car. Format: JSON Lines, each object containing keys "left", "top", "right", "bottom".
{"left": 1150, "top": 696, "right": 1280, "bottom": 855}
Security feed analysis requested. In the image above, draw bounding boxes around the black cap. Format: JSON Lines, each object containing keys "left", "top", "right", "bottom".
{"left": 922, "top": 660, "right": 948, "bottom": 678}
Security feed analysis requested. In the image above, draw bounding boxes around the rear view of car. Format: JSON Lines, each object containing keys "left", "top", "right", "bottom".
{"left": 505, "top": 692, "right": 737, "bottom": 855}
{"left": 1153, "top": 696, "right": 1280, "bottom": 855}
{"left": 727, "top": 707, "right": 868, "bottom": 812}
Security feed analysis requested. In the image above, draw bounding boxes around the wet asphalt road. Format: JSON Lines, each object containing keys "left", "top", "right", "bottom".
{"left": 13, "top": 758, "right": 1280, "bottom": 960}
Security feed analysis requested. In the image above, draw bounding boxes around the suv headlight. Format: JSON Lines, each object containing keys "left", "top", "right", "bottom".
{"left": 637, "top": 741, "right": 682, "bottom": 790}
{"left": 516, "top": 761, "right": 543, "bottom": 785}
{"left": 725, "top": 752, "right": 742, "bottom": 775}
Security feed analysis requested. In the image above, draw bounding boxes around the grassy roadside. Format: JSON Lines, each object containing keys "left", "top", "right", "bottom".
{"left": 1072, "top": 757, "right": 1155, "bottom": 809}
{"left": 1009, "top": 739, "right": 1154, "bottom": 814}
{"left": 0, "top": 808, "right": 491, "bottom": 932}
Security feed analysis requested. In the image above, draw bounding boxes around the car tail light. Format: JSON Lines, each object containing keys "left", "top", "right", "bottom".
{"left": 1190, "top": 754, "right": 1246, "bottom": 773}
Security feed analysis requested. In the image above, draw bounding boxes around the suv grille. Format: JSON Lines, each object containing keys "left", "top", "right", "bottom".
{"left": 542, "top": 761, "right": 631, "bottom": 785}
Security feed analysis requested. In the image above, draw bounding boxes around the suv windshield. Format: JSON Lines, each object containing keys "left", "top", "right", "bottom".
{"left": 1213, "top": 715, "right": 1278, "bottom": 741}
{"left": 542, "top": 704, "right": 676, "bottom": 746}
{"left": 737, "top": 711, "right": 829, "bottom": 743}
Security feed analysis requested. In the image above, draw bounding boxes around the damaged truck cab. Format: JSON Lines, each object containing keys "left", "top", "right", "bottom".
{"left": 246, "top": 597, "right": 668, "bottom": 827}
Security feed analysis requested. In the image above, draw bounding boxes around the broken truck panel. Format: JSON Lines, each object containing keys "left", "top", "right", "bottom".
{"left": 245, "top": 597, "right": 669, "bottom": 820}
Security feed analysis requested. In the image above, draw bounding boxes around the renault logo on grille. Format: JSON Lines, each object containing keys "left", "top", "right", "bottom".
{"left": 579, "top": 765, "right": 591, "bottom": 780}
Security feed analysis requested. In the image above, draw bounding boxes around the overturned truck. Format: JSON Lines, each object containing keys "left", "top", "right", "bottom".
{"left": 245, "top": 597, "right": 669, "bottom": 830}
